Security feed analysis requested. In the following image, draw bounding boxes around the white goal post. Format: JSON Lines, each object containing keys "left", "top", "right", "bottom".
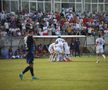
{"left": 33, "top": 35, "right": 86, "bottom": 38}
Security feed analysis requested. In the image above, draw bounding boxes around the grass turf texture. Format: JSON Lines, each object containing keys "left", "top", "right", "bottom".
{"left": 0, "top": 56, "right": 108, "bottom": 90}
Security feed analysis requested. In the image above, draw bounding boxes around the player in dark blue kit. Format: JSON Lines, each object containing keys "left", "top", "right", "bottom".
{"left": 19, "top": 30, "right": 37, "bottom": 80}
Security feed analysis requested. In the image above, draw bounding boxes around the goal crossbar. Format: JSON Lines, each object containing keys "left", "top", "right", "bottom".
{"left": 33, "top": 35, "right": 86, "bottom": 38}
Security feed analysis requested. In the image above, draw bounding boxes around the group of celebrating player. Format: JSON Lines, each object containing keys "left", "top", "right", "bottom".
{"left": 48, "top": 36, "right": 71, "bottom": 62}
{"left": 48, "top": 34, "right": 106, "bottom": 63}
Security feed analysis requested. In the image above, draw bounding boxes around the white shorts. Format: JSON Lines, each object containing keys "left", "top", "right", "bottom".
{"left": 96, "top": 46, "right": 104, "bottom": 54}
{"left": 55, "top": 47, "right": 63, "bottom": 54}
{"left": 49, "top": 49, "right": 54, "bottom": 54}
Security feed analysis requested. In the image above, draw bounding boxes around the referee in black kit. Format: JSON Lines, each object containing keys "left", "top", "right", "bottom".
{"left": 19, "top": 30, "right": 38, "bottom": 80}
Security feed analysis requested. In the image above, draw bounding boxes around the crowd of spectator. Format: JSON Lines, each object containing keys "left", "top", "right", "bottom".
{"left": 0, "top": 9, "right": 108, "bottom": 37}
{"left": 0, "top": 44, "right": 49, "bottom": 59}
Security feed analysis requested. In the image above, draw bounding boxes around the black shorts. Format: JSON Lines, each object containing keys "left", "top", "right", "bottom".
{"left": 26, "top": 52, "right": 34, "bottom": 64}
{"left": 26, "top": 58, "right": 34, "bottom": 64}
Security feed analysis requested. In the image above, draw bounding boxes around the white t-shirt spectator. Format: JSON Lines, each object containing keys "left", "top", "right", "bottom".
{"left": 4, "top": 22, "right": 9, "bottom": 29}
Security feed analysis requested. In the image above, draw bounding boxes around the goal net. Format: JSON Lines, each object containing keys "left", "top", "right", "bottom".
{"left": 33, "top": 35, "right": 87, "bottom": 56}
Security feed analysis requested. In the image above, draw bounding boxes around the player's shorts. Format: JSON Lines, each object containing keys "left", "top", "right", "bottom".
{"left": 55, "top": 47, "right": 63, "bottom": 54}
{"left": 26, "top": 53, "right": 34, "bottom": 64}
{"left": 96, "top": 46, "right": 104, "bottom": 54}
{"left": 49, "top": 49, "right": 54, "bottom": 54}
{"left": 26, "top": 47, "right": 34, "bottom": 64}
{"left": 27, "top": 58, "right": 34, "bottom": 64}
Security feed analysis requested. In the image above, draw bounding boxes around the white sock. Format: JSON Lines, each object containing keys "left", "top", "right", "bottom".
{"left": 102, "top": 54, "right": 106, "bottom": 59}
{"left": 96, "top": 60, "right": 99, "bottom": 63}
{"left": 50, "top": 55, "right": 53, "bottom": 61}
{"left": 21, "top": 72, "right": 23, "bottom": 75}
{"left": 96, "top": 57, "right": 99, "bottom": 63}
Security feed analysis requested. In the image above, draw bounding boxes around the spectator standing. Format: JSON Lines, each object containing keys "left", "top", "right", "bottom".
{"left": 74, "top": 38, "right": 80, "bottom": 57}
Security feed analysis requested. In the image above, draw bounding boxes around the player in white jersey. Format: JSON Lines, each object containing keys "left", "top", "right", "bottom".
{"left": 48, "top": 43, "right": 56, "bottom": 62}
{"left": 96, "top": 35, "right": 106, "bottom": 63}
{"left": 55, "top": 36, "right": 65, "bottom": 44}
{"left": 63, "top": 41, "right": 71, "bottom": 62}
{"left": 54, "top": 36, "right": 65, "bottom": 61}
{"left": 54, "top": 41, "right": 64, "bottom": 61}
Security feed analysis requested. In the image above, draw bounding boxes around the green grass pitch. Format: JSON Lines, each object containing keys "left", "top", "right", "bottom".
{"left": 0, "top": 56, "right": 108, "bottom": 90}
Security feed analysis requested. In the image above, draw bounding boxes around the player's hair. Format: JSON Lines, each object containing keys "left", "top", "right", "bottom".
{"left": 28, "top": 30, "right": 33, "bottom": 34}
{"left": 98, "top": 34, "right": 101, "bottom": 38}
{"left": 58, "top": 35, "right": 61, "bottom": 38}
